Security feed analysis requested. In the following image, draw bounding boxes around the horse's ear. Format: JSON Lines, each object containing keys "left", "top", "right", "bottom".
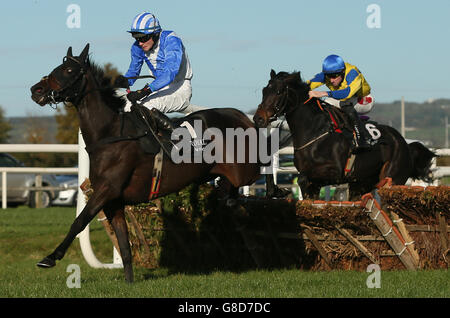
{"left": 67, "top": 46, "right": 73, "bottom": 57}
{"left": 270, "top": 69, "right": 276, "bottom": 79}
{"left": 79, "top": 43, "right": 90, "bottom": 63}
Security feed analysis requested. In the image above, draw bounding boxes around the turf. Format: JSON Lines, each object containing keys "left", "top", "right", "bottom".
{"left": 0, "top": 206, "right": 448, "bottom": 298}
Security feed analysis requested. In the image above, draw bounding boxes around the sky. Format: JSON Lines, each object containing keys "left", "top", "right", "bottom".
{"left": 1, "top": 0, "right": 450, "bottom": 118}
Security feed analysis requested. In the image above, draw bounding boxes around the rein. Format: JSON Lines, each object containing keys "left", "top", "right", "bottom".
{"left": 294, "top": 131, "right": 330, "bottom": 151}
{"left": 269, "top": 86, "right": 299, "bottom": 122}
{"left": 293, "top": 98, "right": 331, "bottom": 151}
{"left": 272, "top": 92, "right": 333, "bottom": 151}
{"left": 46, "top": 56, "right": 155, "bottom": 154}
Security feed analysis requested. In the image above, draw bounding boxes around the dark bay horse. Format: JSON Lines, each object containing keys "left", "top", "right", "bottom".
{"left": 253, "top": 70, "right": 436, "bottom": 199}
{"left": 30, "top": 44, "right": 275, "bottom": 282}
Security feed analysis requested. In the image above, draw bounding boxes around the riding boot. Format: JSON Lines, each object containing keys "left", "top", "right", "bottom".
{"left": 150, "top": 108, "right": 175, "bottom": 132}
{"left": 342, "top": 105, "right": 371, "bottom": 153}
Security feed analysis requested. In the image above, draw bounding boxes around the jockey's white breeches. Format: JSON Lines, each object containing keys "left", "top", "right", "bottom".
{"left": 123, "top": 79, "right": 193, "bottom": 113}
{"left": 323, "top": 94, "right": 375, "bottom": 115}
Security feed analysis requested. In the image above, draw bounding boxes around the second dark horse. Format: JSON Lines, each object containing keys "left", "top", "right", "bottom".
{"left": 253, "top": 70, "right": 436, "bottom": 199}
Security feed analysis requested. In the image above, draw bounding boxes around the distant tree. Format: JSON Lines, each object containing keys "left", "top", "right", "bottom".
{"left": 0, "top": 106, "right": 12, "bottom": 143}
{"left": 103, "top": 62, "right": 121, "bottom": 85}
{"left": 15, "top": 114, "right": 57, "bottom": 167}
{"left": 55, "top": 105, "right": 79, "bottom": 144}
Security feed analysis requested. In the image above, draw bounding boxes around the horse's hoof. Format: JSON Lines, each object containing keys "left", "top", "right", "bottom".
{"left": 267, "top": 187, "right": 291, "bottom": 199}
{"left": 36, "top": 257, "right": 56, "bottom": 268}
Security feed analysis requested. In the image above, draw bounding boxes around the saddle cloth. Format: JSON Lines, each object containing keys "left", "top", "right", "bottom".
{"left": 318, "top": 100, "right": 382, "bottom": 147}
{"left": 125, "top": 105, "right": 209, "bottom": 157}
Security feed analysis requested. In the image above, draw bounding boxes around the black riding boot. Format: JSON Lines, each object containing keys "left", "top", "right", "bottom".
{"left": 150, "top": 108, "right": 175, "bottom": 132}
{"left": 342, "top": 105, "right": 371, "bottom": 153}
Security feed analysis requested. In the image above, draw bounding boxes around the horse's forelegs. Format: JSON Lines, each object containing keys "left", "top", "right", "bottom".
{"left": 216, "top": 177, "right": 239, "bottom": 207}
{"left": 105, "top": 204, "right": 133, "bottom": 283}
{"left": 297, "top": 175, "right": 320, "bottom": 199}
{"left": 37, "top": 189, "right": 112, "bottom": 268}
{"left": 265, "top": 174, "right": 291, "bottom": 198}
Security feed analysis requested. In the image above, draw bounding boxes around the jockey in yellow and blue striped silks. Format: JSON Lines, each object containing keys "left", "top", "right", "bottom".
{"left": 307, "top": 58, "right": 371, "bottom": 101}
{"left": 307, "top": 54, "right": 373, "bottom": 153}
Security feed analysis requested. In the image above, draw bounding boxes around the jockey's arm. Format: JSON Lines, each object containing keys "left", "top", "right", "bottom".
{"left": 307, "top": 72, "right": 328, "bottom": 98}
{"left": 307, "top": 72, "right": 326, "bottom": 90}
{"left": 147, "top": 35, "right": 183, "bottom": 92}
{"left": 124, "top": 42, "right": 145, "bottom": 87}
{"left": 327, "top": 69, "right": 362, "bottom": 100}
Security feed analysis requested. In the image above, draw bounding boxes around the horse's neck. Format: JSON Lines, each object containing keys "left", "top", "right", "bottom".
{"left": 77, "top": 77, "right": 120, "bottom": 146}
{"left": 286, "top": 98, "right": 326, "bottom": 145}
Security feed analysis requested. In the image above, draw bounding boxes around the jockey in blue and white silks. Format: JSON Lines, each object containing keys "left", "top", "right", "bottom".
{"left": 118, "top": 12, "right": 193, "bottom": 114}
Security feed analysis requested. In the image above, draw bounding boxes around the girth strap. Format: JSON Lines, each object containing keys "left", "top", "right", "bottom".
{"left": 84, "top": 132, "right": 148, "bottom": 154}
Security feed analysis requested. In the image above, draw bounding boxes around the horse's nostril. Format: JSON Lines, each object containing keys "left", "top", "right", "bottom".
{"left": 254, "top": 116, "right": 265, "bottom": 128}
{"left": 32, "top": 86, "right": 43, "bottom": 94}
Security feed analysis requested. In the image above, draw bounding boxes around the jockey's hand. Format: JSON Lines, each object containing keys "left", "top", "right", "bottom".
{"left": 127, "top": 85, "right": 152, "bottom": 103}
{"left": 308, "top": 90, "right": 328, "bottom": 99}
{"left": 113, "top": 75, "right": 130, "bottom": 89}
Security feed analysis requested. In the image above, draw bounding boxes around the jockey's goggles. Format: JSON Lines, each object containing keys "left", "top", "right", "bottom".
{"left": 325, "top": 72, "right": 343, "bottom": 79}
{"left": 133, "top": 33, "right": 153, "bottom": 43}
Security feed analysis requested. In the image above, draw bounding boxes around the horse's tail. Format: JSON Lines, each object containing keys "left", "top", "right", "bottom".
{"left": 408, "top": 142, "right": 436, "bottom": 182}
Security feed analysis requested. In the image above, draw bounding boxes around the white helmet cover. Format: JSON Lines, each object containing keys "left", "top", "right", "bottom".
{"left": 128, "top": 12, "right": 161, "bottom": 34}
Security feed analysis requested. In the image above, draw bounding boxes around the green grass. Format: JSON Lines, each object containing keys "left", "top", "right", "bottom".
{"left": 440, "top": 176, "right": 450, "bottom": 186}
{"left": 0, "top": 206, "right": 448, "bottom": 298}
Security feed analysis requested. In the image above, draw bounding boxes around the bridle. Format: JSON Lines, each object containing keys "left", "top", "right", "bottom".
{"left": 268, "top": 85, "right": 300, "bottom": 122}
{"left": 264, "top": 82, "right": 331, "bottom": 151}
{"left": 44, "top": 55, "right": 92, "bottom": 106}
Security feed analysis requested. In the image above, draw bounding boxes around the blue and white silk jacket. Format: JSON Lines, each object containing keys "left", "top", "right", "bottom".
{"left": 125, "top": 30, "right": 192, "bottom": 92}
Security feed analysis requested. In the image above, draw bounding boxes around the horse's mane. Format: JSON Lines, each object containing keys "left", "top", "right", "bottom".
{"left": 87, "top": 59, "right": 126, "bottom": 111}
{"left": 276, "top": 71, "right": 310, "bottom": 97}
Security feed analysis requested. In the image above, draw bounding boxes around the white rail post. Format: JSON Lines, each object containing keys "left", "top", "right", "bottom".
{"left": 35, "top": 174, "right": 43, "bottom": 208}
{"left": 2, "top": 171, "right": 6, "bottom": 209}
{"left": 76, "top": 130, "right": 122, "bottom": 269}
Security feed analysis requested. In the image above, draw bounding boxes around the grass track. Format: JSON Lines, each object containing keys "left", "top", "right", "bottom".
{"left": 0, "top": 206, "right": 448, "bottom": 298}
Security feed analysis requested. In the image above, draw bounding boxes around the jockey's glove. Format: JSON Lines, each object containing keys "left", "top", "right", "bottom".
{"left": 113, "top": 75, "right": 130, "bottom": 89}
{"left": 127, "top": 85, "right": 152, "bottom": 103}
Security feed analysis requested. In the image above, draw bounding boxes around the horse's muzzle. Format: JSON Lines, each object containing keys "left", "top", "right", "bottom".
{"left": 253, "top": 113, "right": 268, "bottom": 128}
{"left": 30, "top": 83, "right": 50, "bottom": 106}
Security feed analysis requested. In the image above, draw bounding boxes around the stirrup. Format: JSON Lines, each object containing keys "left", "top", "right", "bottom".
{"left": 351, "top": 127, "right": 371, "bottom": 153}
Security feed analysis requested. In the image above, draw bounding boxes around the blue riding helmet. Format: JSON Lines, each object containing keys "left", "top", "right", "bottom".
{"left": 322, "top": 54, "right": 345, "bottom": 74}
{"left": 128, "top": 12, "right": 162, "bottom": 35}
